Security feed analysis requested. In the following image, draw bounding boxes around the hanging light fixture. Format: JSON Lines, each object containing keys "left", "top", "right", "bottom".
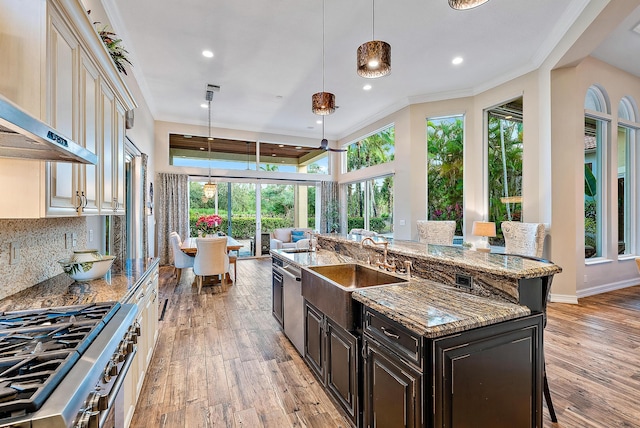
{"left": 357, "top": 0, "right": 391, "bottom": 78}
{"left": 312, "top": 0, "right": 336, "bottom": 115}
{"left": 203, "top": 90, "right": 217, "bottom": 200}
{"left": 448, "top": 0, "right": 490, "bottom": 10}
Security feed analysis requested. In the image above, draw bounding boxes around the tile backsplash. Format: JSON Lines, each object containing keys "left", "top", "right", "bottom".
{"left": 0, "top": 217, "right": 88, "bottom": 300}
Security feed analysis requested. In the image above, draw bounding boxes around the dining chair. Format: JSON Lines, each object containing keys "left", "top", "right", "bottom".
{"left": 416, "top": 220, "right": 456, "bottom": 245}
{"left": 229, "top": 253, "right": 237, "bottom": 284}
{"left": 501, "top": 221, "right": 546, "bottom": 258}
{"left": 193, "top": 236, "right": 230, "bottom": 294}
{"left": 169, "top": 232, "right": 194, "bottom": 284}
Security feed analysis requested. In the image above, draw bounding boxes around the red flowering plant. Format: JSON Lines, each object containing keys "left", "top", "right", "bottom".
{"left": 195, "top": 214, "right": 223, "bottom": 236}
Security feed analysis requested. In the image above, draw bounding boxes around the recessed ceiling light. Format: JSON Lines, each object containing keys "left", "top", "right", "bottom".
{"left": 452, "top": 56, "right": 464, "bottom": 65}
{"left": 200, "top": 103, "right": 207, "bottom": 108}
{"left": 363, "top": 84, "right": 372, "bottom": 91}
{"left": 316, "top": 120, "right": 323, "bottom": 124}
{"left": 271, "top": 153, "right": 276, "bottom": 157}
{"left": 199, "top": 147, "right": 205, "bottom": 150}
{"left": 295, "top": 146, "right": 302, "bottom": 149}
{"left": 278, "top": 144, "right": 285, "bottom": 147}
{"left": 202, "top": 50, "right": 214, "bottom": 58}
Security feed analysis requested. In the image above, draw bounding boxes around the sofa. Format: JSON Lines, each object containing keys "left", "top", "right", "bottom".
{"left": 270, "top": 227, "right": 313, "bottom": 250}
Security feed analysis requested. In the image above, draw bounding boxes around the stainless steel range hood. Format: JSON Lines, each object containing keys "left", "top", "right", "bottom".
{"left": 0, "top": 94, "right": 97, "bottom": 164}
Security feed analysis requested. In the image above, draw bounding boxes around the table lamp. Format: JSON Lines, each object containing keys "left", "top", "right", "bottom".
{"left": 472, "top": 221, "right": 496, "bottom": 253}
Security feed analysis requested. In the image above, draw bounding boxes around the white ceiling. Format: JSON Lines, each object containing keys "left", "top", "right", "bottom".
{"left": 103, "top": 0, "right": 640, "bottom": 142}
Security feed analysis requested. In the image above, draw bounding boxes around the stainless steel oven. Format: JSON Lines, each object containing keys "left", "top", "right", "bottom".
{"left": 0, "top": 303, "right": 138, "bottom": 428}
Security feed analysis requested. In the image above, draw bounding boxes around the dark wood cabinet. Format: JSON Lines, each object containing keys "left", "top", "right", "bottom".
{"left": 431, "top": 314, "right": 543, "bottom": 428}
{"left": 272, "top": 260, "right": 284, "bottom": 327}
{"left": 362, "top": 306, "right": 543, "bottom": 428}
{"left": 304, "top": 301, "right": 359, "bottom": 424}
{"left": 304, "top": 301, "right": 324, "bottom": 379}
{"left": 363, "top": 335, "right": 422, "bottom": 428}
{"left": 326, "top": 319, "right": 359, "bottom": 419}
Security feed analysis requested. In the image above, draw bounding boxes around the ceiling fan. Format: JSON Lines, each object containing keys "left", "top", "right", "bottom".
{"left": 318, "top": 120, "right": 346, "bottom": 152}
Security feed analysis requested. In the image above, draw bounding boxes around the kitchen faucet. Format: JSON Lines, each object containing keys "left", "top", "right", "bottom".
{"left": 360, "top": 237, "right": 395, "bottom": 272}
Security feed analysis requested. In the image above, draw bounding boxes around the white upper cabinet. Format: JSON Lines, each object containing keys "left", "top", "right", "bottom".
{"left": 0, "top": 0, "right": 136, "bottom": 219}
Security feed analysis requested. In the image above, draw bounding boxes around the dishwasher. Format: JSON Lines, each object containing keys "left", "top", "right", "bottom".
{"left": 274, "top": 260, "right": 304, "bottom": 356}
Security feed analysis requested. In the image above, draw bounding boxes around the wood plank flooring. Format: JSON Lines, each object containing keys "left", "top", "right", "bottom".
{"left": 130, "top": 258, "right": 352, "bottom": 428}
{"left": 130, "top": 258, "right": 640, "bottom": 428}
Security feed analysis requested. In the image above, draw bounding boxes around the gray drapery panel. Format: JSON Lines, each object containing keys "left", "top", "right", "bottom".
{"left": 156, "top": 173, "right": 190, "bottom": 265}
{"left": 320, "top": 181, "right": 339, "bottom": 233}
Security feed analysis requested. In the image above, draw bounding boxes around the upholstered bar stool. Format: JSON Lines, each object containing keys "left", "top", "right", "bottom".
{"left": 501, "top": 221, "right": 557, "bottom": 422}
{"left": 416, "top": 220, "right": 456, "bottom": 245}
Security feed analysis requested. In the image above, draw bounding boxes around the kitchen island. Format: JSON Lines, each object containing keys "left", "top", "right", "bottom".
{"left": 272, "top": 244, "right": 552, "bottom": 427}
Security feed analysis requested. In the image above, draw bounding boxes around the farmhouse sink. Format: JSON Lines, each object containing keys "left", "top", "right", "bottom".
{"left": 302, "top": 263, "right": 408, "bottom": 330}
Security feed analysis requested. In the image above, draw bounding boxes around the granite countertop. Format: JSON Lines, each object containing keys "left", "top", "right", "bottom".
{"left": 271, "top": 248, "right": 531, "bottom": 338}
{"left": 319, "top": 233, "right": 562, "bottom": 279}
{"left": 0, "top": 258, "right": 159, "bottom": 312}
{"left": 352, "top": 279, "right": 531, "bottom": 338}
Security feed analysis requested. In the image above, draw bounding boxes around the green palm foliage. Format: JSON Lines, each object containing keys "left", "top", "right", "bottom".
{"left": 427, "top": 117, "right": 464, "bottom": 235}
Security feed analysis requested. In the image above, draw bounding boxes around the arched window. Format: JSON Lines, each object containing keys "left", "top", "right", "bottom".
{"left": 616, "top": 96, "right": 639, "bottom": 256}
{"left": 583, "top": 85, "right": 610, "bottom": 259}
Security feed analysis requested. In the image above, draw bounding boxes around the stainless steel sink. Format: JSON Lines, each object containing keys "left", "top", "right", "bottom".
{"left": 302, "top": 263, "right": 408, "bottom": 330}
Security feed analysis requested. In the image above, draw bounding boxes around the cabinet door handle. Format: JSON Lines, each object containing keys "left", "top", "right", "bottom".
{"left": 75, "top": 191, "right": 83, "bottom": 212}
{"left": 82, "top": 191, "right": 88, "bottom": 209}
{"left": 380, "top": 327, "right": 400, "bottom": 339}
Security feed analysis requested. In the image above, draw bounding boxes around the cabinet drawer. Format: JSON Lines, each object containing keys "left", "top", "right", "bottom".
{"left": 364, "top": 308, "right": 422, "bottom": 368}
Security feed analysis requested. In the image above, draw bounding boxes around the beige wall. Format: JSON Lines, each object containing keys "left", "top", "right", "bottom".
{"left": 552, "top": 57, "right": 640, "bottom": 301}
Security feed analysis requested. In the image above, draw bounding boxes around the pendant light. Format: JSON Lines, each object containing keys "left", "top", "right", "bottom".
{"left": 448, "top": 0, "right": 490, "bottom": 10}
{"left": 357, "top": 0, "right": 391, "bottom": 79}
{"left": 312, "top": 0, "right": 335, "bottom": 115}
{"left": 203, "top": 93, "right": 217, "bottom": 199}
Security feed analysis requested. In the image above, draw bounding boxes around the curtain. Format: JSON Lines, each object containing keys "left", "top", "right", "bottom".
{"left": 156, "top": 173, "right": 190, "bottom": 265}
{"left": 320, "top": 181, "right": 339, "bottom": 233}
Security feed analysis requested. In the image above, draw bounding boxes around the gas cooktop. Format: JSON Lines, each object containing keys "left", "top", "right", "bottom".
{"left": 0, "top": 302, "right": 119, "bottom": 419}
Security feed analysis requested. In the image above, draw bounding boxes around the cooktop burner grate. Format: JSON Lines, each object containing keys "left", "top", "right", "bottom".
{"left": 0, "top": 302, "right": 120, "bottom": 418}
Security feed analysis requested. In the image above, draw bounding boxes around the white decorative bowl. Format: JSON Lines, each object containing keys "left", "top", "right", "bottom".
{"left": 70, "top": 249, "right": 103, "bottom": 263}
{"left": 58, "top": 255, "right": 116, "bottom": 282}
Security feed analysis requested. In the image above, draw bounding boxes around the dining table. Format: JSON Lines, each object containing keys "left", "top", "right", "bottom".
{"left": 180, "top": 236, "right": 243, "bottom": 256}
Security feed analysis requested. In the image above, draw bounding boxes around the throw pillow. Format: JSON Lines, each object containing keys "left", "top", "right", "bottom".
{"left": 291, "top": 230, "right": 306, "bottom": 243}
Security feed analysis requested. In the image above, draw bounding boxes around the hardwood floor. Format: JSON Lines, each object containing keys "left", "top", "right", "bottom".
{"left": 130, "top": 258, "right": 352, "bottom": 428}
{"left": 544, "top": 287, "right": 640, "bottom": 427}
{"left": 131, "top": 258, "right": 640, "bottom": 428}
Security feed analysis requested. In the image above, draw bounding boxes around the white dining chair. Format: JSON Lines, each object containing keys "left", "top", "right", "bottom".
{"left": 169, "top": 232, "right": 194, "bottom": 284}
{"left": 193, "top": 237, "right": 230, "bottom": 294}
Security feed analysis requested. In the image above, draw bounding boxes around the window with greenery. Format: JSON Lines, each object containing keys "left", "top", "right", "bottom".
{"left": 616, "top": 97, "right": 636, "bottom": 256}
{"left": 584, "top": 86, "right": 609, "bottom": 259}
{"left": 427, "top": 115, "right": 464, "bottom": 236}
{"left": 486, "top": 98, "right": 523, "bottom": 246}
{"left": 346, "top": 126, "right": 395, "bottom": 172}
{"left": 259, "top": 142, "right": 328, "bottom": 174}
{"left": 346, "top": 175, "right": 394, "bottom": 235}
{"left": 170, "top": 135, "right": 329, "bottom": 174}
